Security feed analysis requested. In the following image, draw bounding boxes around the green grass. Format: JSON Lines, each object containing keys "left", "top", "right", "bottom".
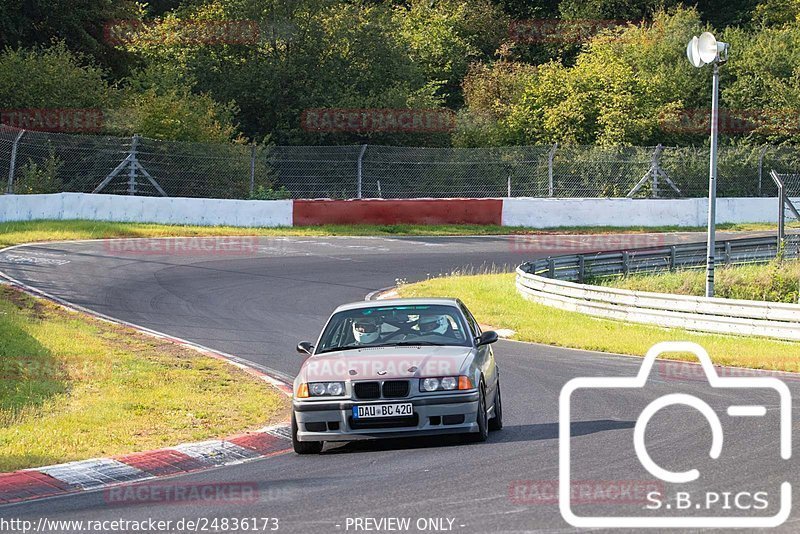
{"left": 398, "top": 273, "right": 800, "bottom": 372}
{"left": 0, "top": 286, "right": 289, "bottom": 472}
{"left": 595, "top": 260, "right": 800, "bottom": 304}
{"left": 0, "top": 220, "right": 792, "bottom": 249}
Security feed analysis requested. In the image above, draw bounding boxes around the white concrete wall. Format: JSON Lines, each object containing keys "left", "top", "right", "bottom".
{"left": 0, "top": 193, "right": 795, "bottom": 228}
{"left": 502, "top": 197, "right": 797, "bottom": 227}
{"left": 0, "top": 193, "right": 293, "bottom": 227}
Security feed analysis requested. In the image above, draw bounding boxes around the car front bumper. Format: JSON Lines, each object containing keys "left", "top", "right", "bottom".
{"left": 293, "top": 391, "right": 480, "bottom": 442}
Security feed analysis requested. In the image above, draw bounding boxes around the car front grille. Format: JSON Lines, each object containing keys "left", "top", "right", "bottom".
{"left": 354, "top": 380, "right": 410, "bottom": 399}
{"left": 382, "top": 380, "right": 409, "bottom": 398}
{"left": 354, "top": 381, "right": 381, "bottom": 399}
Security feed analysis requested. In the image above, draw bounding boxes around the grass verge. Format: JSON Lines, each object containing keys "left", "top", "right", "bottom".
{"left": 595, "top": 260, "right": 800, "bottom": 304}
{"left": 0, "top": 286, "right": 289, "bottom": 472}
{"left": 398, "top": 273, "right": 800, "bottom": 372}
{"left": 0, "top": 220, "right": 793, "bottom": 249}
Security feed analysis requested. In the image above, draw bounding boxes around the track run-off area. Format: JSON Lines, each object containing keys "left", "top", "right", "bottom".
{"left": 0, "top": 232, "right": 797, "bottom": 533}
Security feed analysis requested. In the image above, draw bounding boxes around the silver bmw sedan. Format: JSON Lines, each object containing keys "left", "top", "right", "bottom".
{"left": 292, "top": 298, "right": 502, "bottom": 454}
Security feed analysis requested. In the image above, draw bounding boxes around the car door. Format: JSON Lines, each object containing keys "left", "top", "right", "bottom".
{"left": 458, "top": 301, "right": 498, "bottom": 402}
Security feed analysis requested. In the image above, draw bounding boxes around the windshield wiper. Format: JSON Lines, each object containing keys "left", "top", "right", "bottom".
{"left": 316, "top": 344, "right": 367, "bottom": 354}
{"left": 383, "top": 341, "right": 448, "bottom": 347}
{"left": 317, "top": 341, "right": 451, "bottom": 354}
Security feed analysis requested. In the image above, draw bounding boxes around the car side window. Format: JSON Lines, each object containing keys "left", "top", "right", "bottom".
{"left": 459, "top": 304, "right": 481, "bottom": 337}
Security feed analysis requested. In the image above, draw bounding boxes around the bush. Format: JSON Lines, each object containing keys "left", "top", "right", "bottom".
{"left": 248, "top": 185, "right": 291, "bottom": 200}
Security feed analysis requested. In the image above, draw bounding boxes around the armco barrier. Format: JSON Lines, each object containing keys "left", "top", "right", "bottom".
{"left": 516, "top": 236, "right": 800, "bottom": 341}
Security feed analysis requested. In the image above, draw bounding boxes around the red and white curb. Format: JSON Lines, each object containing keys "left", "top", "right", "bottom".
{"left": 0, "top": 242, "right": 296, "bottom": 505}
{"left": 0, "top": 424, "right": 292, "bottom": 504}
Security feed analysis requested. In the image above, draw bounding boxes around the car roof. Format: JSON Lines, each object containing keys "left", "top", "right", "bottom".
{"left": 332, "top": 298, "right": 462, "bottom": 314}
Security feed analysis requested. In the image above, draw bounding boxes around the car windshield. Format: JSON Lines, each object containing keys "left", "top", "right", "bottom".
{"left": 316, "top": 304, "right": 472, "bottom": 353}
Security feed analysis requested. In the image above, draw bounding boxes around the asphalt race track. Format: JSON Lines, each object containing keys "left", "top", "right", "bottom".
{"left": 0, "top": 233, "right": 797, "bottom": 533}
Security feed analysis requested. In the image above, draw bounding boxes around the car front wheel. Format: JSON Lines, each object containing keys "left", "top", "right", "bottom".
{"left": 465, "top": 382, "right": 489, "bottom": 443}
{"left": 489, "top": 380, "right": 503, "bottom": 431}
{"left": 292, "top": 412, "right": 323, "bottom": 454}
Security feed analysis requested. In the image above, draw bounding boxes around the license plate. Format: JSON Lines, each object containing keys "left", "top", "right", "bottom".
{"left": 353, "top": 403, "right": 413, "bottom": 419}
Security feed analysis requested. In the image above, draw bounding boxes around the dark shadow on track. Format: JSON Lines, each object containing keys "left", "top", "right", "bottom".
{"left": 320, "top": 419, "right": 634, "bottom": 454}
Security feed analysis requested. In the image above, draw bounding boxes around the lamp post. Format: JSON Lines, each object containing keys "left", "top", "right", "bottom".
{"left": 687, "top": 32, "right": 729, "bottom": 297}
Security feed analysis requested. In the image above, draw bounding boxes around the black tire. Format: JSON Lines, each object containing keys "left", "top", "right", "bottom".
{"left": 489, "top": 380, "right": 503, "bottom": 431}
{"left": 465, "top": 382, "right": 489, "bottom": 443}
{"left": 292, "top": 413, "right": 323, "bottom": 454}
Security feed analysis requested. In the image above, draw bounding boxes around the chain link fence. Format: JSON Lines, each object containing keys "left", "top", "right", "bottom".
{"left": 3, "top": 124, "right": 800, "bottom": 199}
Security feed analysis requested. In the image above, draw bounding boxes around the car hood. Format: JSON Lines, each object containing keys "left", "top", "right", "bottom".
{"left": 300, "top": 345, "right": 475, "bottom": 382}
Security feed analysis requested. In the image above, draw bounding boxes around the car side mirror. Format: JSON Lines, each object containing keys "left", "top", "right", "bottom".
{"left": 477, "top": 331, "right": 498, "bottom": 346}
{"left": 296, "top": 341, "right": 314, "bottom": 355}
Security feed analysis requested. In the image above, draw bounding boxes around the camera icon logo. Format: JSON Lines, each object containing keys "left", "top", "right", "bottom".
{"left": 559, "top": 341, "right": 792, "bottom": 528}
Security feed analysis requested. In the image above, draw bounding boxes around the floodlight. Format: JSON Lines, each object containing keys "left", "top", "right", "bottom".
{"left": 686, "top": 36, "right": 705, "bottom": 68}
{"left": 698, "top": 32, "right": 728, "bottom": 64}
{"left": 684, "top": 32, "right": 730, "bottom": 297}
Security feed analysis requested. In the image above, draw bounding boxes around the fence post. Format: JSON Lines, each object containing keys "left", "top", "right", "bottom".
{"left": 724, "top": 241, "right": 732, "bottom": 265}
{"left": 547, "top": 257, "right": 555, "bottom": 278}
{"left": 5, "top": 129, "right": 25, "bottom": 194}
{"left": 128, "top": 134, "right": 139, "bottom": 195}
{"left": 669, "top": 245, "right": 676, "bottom": 271}
{"left": 777, "top": 178, "right": 785, "bottom": 246}
{"left": 622, "top": 252, "right": 630, "bottom": 276}
{"left": 548, "top": 142, "right": 557, "bottom": 197}
{"left": 249, "top": 144, "right": 257, "bottom": 196}
{"left": 578, "top": 255, "right": 585, "bottom": 283}
{"left": 356, "top": 144, "right": 367, "bottom": 199}
{"left": 757, "top": 145, "right": 767, "bottom": 197}
{"left": 651, "top": 144, "right": 663, "bottom": 199}
{"left": 507, "top": 170, "right": 512, "bottom": 198}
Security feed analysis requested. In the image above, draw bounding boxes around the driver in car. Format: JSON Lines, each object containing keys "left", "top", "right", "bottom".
{"left": 352, "top": 317, "right": 383, "bottom": 345}
{"left": 417, "top": 314, "right": 459, "bottom": 340}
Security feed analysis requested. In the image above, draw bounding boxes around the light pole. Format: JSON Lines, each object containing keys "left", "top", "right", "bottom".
{"left": 687, "top": 32, "right": 729, "bottom": 297}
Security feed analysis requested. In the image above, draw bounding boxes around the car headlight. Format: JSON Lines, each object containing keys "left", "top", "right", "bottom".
{"left": 421, "top": 378, "right": 440, "bottom": 392}
{"left": 297, "top": 382, "right": 346, "bottom": 398}
{"left": 420, "top": 376, "right": 473, "bottom": 392}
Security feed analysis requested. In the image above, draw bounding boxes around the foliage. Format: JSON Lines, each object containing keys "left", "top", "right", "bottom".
{"left": 599, "top": 260, "right": 800, "bottom": 304}
{"left": 14, "top": 151, "right": 64, "bottom": 194}
{"left": 0, "top": 0, "right": 141, "bottom": 75}
{"left": 3, "top": 0, "right": 800, "bottom": 151}
{"left": 0, "top": 42, "right": 112, "bottom": 109}
{"left": 248, "top": 185, "right": 292, "bottom": 200}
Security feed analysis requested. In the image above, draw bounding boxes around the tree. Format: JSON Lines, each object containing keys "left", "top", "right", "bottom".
{"left": 106, "top": 64, "right": 239, "bottom": 143}
{"left": 0, "top": 0, "right": 141, "bottom": 76}
{"left": 456, "top": 7, "right": 707, "bottom": 146}
{"left": 0, "top": 42, "right": 112, "bottom": 109}
{"left": 394, "top": 0, "right": 509, "bottom": 107}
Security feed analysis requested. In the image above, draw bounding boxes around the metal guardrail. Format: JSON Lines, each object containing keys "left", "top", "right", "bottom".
{"left": 519, "top": 235, "right": 800, "bottom": 283}
{"left": 515, "top": 235, "right": 800, "bottom": 341}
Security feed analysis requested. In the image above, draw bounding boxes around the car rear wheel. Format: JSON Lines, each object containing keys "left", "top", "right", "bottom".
{"left": 464, "top": 381, "right": 489, "bottom": 443}
{"left": 489, "top": 380, "right": 503, "bottom": 431}
{"left": 292, "top": 413, "right": 323, "bottom": 454}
